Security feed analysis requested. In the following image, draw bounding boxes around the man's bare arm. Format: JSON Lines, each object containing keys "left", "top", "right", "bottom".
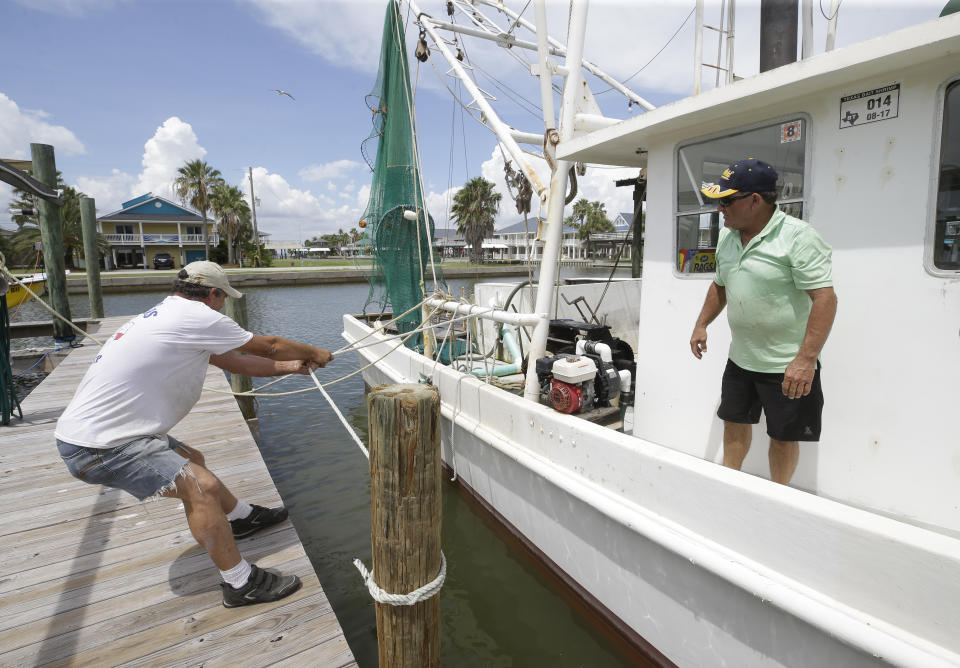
{"left": 690, "top": 282, "right": 727, "bottom": 359}
{"left": 209, "top": 351, "right": 312, "bottom": 377}
{"left": 782, "top": 286, "right": 838, "bottom": 399}
{"left": 234, "top": 335, "right": 333, "bottom": 368}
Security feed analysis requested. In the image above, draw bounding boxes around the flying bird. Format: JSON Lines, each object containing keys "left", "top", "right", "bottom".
{"left": 271, "top": 89, "right": 295, "bottom": 100}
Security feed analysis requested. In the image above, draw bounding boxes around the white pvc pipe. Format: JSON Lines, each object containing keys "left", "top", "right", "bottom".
{"left": 725, "top": 0, "right": 736, "bottom": 84}
{"left": 801, "top": 0, "right": 813, "bottom": 59}
{"left": 424, "top": 298, "right": 545, "bottom": 327}
{"left": 534, "top": 0, "right": 557, "bottom": 132}
{"left": 825, "top": 0, "right": 841, "bottom": 51}
{"left": 694, "top": 0, "right": 704, "bottom": 94}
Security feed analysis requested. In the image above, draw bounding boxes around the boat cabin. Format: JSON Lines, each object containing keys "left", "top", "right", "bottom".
{"left": 558, "top": 15, "right": 960, "bottom": 534}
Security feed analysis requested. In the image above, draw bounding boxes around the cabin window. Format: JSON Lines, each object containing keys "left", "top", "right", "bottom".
{"left": 934, "top": 81, "right": 960, "bottom": 271}
{"left": 675, "top": 118, "right": 807, "bottom": 274}
{"left": 186, "top": 225, "right": 202, "bottom": 235}
{"left": 115, "top": 224, "right": 134, "bottom": 235}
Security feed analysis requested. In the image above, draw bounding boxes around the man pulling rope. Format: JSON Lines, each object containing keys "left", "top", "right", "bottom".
{"left": 54, "top": 261, "right": 334, "bottom": 608}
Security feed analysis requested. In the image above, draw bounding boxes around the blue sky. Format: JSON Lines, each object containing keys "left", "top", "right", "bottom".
{"left": 1, "top": 0, "right": 948, "bottom": 242}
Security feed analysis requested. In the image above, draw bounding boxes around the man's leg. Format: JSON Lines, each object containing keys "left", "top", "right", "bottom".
{"left": 161, "top": 462, "right": 240, "bottom": 570}
{"left": 769, "top": 439, "right": 799, "bottom": 485}
{"left": 174, "top": 443, "right": 288, "bottom": 539}
{"left": 174, "top": 444, "right": 239, "bottom": 515}
{"left": 722, "top": 421, "right": 752, "bottom": 470}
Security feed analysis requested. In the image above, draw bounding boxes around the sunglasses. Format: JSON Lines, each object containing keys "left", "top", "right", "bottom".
{"left": 718, "top": 192, "right": 754, "bottom": 207}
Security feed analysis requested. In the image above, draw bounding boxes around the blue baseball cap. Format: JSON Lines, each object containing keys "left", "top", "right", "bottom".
{"left": 701, "top": 158, "right": 778, "bottom": 198}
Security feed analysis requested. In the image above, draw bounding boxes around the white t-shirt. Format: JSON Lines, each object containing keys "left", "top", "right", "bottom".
{"left": 55, "top": 295, "right": 254, "bottom": 448}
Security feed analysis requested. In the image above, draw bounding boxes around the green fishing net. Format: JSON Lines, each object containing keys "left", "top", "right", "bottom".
{"left": 357, "top": 0, "right": 445, "bottom": 346}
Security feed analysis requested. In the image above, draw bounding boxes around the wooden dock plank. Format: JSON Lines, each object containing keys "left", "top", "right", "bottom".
{"left": 0, "top": 316, "right": 357, "bottom": 667}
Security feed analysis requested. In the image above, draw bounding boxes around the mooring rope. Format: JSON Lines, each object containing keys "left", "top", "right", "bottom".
{"left": 353, "top": 552, "right": 447, "bottom": 606}
{"left": 309, "top": 368, "right": 369, "bottom": 459}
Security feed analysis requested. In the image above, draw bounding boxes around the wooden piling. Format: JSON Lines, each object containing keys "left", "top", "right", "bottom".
{"left": 224, "top": 294, "right": 255, "bottom": 419}
{"left": 79, "top": 197, "right": 104, "bottom": 318}
{"left": 30, "top": 143, "right": 72, "bottom": 340}
{"left": 367, "top": 383, "right": 442, "bottom": 667}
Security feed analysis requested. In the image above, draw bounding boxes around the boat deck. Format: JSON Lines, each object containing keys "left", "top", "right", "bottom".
{"left": 0, "top": 316, "right": 356, "bottom": 667}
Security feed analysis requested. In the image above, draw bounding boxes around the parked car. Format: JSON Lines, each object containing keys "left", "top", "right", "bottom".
{"left": 153, "top": 253, "right": 175, "bottom": 269}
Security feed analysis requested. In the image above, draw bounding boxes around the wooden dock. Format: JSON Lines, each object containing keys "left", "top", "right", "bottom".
{"left": 0, "top": 316, "right": 357, "bottom": 667}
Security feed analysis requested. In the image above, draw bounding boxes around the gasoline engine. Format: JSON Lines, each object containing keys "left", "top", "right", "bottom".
{"left": 534, "top": 320, "right": 634, "bottom": 416}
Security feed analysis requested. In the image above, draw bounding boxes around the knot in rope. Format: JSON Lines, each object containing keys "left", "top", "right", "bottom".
{"left": 353, "top": 552, "right": 447, "bottom": 606}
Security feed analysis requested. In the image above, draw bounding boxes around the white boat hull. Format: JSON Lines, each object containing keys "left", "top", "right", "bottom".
{"left": 344, "top": 313, "right": 960, "bottom": 667}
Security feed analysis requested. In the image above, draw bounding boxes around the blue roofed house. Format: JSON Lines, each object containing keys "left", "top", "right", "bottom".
{"left": 97, "top": 194, "right": 217, "bottom": 269}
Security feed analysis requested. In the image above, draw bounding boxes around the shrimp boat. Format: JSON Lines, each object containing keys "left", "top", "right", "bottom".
{"left": 343, "top": 2, "right": 960, "bottom": 665}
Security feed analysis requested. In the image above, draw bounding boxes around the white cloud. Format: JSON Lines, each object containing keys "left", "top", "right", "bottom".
{"left": 132, "top": 117, "right": 206, "bottom": 199}
{"left": 0, "top": 92, "right": 85, "bottom": 159}
{"left": 299, "top": 159, "right": 363, "bottom": 181}
{"left": 75, "top": 169, "right": 136, "bottom": 214}
{"left": 247, "top": 0, "right": 387, "bottom": 73}
{"left": 0, "top": 92, "right": 86, "bottom": 229}
{"left": 241, "top": 166, "right": 368, "bottom": 240}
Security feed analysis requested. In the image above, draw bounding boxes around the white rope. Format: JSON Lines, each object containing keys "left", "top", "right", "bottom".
{"left": 0, "top": 263, "right": 105, "bottom": 346}
{"left": 353, "top": 552, "right": 447, "bottom": 606}
{"left": 309, "top": 368, "right": 369, "bottom": 459}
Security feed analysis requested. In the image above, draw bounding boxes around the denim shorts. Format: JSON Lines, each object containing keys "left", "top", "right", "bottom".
{"left": 56, "top": 435, "right": 190, "bottom": 501}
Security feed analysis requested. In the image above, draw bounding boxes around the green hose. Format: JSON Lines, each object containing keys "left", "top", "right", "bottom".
{"left": 0, "top": 295, "right": 23, "bottom": 425}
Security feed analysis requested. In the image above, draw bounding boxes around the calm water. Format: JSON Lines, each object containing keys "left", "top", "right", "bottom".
{"left": 16, "top": 269, "right": 640, "bottom": 667}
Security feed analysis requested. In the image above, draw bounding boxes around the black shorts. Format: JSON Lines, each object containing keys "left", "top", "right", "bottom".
{"left": 717, "top": 359, "right": 823, "bottom": 442}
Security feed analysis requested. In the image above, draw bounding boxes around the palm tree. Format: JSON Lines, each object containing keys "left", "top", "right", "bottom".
{"left": 210, "top": 183, "right": 251, "bottom": 265}
{"left": 565, "top": 198, "right": 614, "bottom": 257}
{"left": 173, "top": 160, "right": 222, "bottom": 259}
{"left": 11, "top": 184, "right": 110, "bottom": 268}
{"left": 450, "top": 177, "right": 501, "bottom": 264}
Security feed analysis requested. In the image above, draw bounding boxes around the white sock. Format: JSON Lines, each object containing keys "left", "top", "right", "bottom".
{"left": 220, "top": 558, "right": 253, "bottom": 589}
{"left": 225, "top": 500, "right": 253, "bottom": 521}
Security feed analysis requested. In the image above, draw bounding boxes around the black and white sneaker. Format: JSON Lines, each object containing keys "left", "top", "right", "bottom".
{"left": 221, "top": 565, "right": 302, "bottom": 608}
{"left": 230, "top": 504, "right": 289, "bottom": 539}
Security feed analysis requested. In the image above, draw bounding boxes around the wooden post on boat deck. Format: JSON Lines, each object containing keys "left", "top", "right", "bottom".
{"left": 79, "top": 197, "right": 104, "bottom": 318}
{"left": 368, "top": 383, "right": 442, "bottom": 667}
{"left": 30, "top": 144, "right": 72, "bottom": 342}
{"left": 224, "top": 295, "right": 255, "bottom": 419}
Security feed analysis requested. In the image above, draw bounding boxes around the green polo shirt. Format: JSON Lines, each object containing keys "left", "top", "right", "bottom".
{"left": 714, "top": 207, "right": 833, "bottom": 373}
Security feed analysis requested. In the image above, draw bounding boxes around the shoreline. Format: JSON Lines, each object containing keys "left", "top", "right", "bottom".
{"left": 64, "top": 264, "right": 536, "bottom": 294}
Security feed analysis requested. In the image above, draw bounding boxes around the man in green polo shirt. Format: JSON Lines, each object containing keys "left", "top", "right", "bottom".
{"left": 690, "top": 158, "right": 837, "bottom": 485}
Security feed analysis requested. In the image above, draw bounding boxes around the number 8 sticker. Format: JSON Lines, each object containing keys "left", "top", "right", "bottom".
{"left": 781, "top": 120, "right": 802, "bottom": 144}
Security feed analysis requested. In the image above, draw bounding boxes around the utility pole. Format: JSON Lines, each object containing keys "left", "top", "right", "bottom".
{"left": 248, "top": 167, "right": 261, "bottom": 267}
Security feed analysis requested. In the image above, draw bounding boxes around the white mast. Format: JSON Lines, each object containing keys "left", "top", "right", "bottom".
{"left": 522, "top": 0, "right": 590, "bottom": 402}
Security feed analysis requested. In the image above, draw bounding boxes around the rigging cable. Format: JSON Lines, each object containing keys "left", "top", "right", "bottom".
{"left": 594, "top": 5, "right": 696, "bottom": 95}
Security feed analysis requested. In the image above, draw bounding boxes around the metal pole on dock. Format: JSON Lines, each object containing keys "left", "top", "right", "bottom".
{"left": 368, "top": 383, "right": 442, "bottom": 667}
{"left": 79, "top": 197, "right": 104, "bottom": 318}
{"left": 224, "top": 295, "right": 255, "bottom": 419}
{"left": 30, "top": 143, "right": 72, "bottom": 341}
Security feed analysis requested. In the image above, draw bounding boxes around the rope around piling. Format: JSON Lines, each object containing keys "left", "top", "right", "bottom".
{"left": 353, "top": 552, "right": 447, "bottom": 606}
